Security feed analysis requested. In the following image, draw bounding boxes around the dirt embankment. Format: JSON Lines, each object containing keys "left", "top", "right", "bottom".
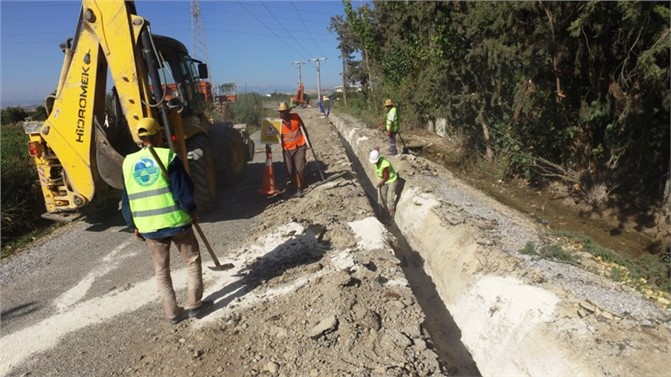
{"left": 329, "top": 110, "right": 671, "bottom": 377}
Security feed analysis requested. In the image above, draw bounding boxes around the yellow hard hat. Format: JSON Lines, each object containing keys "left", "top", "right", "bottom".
{"left": 277, "top": 102, "right": 290, "bottom": 112}
{"left": 136, "top": 117, "right": 163, "bottom": 137}
{"left": 384, "top": 98, "right": 393, "bottom": 107}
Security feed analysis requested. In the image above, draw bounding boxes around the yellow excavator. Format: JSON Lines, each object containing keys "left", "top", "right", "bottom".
{"left": 23, "top": 0, "right": 254, "bottom": 222}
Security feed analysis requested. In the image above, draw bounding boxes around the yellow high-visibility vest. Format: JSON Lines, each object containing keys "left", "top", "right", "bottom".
{"left": 375, "top": 157, "right": 398, "bottom": 184}
{"left": 122, "top": 147, "right": 191, "bottom": 233}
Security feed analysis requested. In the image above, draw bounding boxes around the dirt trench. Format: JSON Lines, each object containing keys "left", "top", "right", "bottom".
{"left": 328, "top": 110, "right": 671, "bottom": 377}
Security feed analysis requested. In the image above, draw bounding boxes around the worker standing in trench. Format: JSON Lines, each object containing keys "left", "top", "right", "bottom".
{"left": 369, "top": 147, "right": 399, "bottom": 221}
{"left": 383, "top": 98, "right": 399, "bottom": 156}
{"left": 121, "top": 117, "right": 213, "bottom": 325}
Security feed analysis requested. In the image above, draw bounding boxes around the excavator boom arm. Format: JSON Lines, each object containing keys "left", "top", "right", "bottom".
{"left": 26, "top": 0, "right": 153, "bottom": 214}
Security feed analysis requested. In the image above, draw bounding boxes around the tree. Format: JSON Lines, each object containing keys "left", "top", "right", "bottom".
{"left": 1, "top": 107, "right": 28, "bottom": 126}
{"left": 334, "top": 0, "right": 669, "bottom": 207}
{"left": 31, "top": 106, "right": 48, "bottom": 121}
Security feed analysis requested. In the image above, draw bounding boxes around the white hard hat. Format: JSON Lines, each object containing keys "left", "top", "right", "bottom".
{"left": 369, "top": 149, "right": 380, "bottom": 164}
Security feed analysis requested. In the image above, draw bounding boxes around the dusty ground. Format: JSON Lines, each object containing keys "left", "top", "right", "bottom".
{"left": 2, "top": 107, "right": 669, "bottom": 377}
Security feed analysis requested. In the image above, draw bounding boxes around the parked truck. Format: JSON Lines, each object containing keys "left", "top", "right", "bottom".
{"left": 24, "top": 0, "right": 254, "bottom": 221}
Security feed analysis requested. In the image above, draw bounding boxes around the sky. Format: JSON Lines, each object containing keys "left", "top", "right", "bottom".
{"left": 0, "top": 0, "right": 351, "bottom": 107}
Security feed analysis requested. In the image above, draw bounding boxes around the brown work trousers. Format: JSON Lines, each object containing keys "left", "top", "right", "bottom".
{"left": 145, "top": 227, "right": 203, "bottom": 320}
{"left": 378, "top": 180, "right": 399, "bottom": 216}
{"left": 283, "top": 144, "right": 307, "bottom": 188}
{"left": 283, "top": 145, "right": 307, "bottom": 179}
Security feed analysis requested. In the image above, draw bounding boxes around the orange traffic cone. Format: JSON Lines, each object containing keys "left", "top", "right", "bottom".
{"left": 259, "top": 144, "right": 280, "bottom": 196}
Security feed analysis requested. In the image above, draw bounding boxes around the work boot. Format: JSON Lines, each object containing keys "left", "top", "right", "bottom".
{"left": 294, "top": 189, "right": 304, "bottom": 198}
{"left": 169, "top": 308, "right": 185, "bottom": 325}
{"left": 187, "top": 300, "right": 214, "bottom": 319}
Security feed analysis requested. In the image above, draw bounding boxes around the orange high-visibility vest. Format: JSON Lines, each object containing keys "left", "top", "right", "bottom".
{"left": 281, "top": 114, "right": 306, "bottom": 151}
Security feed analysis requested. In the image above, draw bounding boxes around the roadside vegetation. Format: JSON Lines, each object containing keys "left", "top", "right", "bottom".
{"left": 519, "top": 231, "right": 670, "bottom": 308}
{"left": 330, "top": 0, "right": 671, "bottom": 298}
{"left": 330, "top": 0, "right": 669, "bottom": 216}
{"left": 329, "top": 0, "right": 669, "bottom": 293}
{"left": 1, "top": 107, "right": 54, "bottom": 257}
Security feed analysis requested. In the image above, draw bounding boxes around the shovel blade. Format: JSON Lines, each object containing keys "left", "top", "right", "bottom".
{"left": 208, "top": 263, "right": 234, "bottom": 271}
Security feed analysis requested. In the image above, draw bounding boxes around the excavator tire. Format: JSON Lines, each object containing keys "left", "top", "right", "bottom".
{"left": 186, "top": 133, "right": 216, "bottom": 212}
{"left": 209, "top": 123, "right": 247, "bottom": 187}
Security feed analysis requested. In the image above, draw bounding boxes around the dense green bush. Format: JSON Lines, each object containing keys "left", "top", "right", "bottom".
{"left": 230, "top": 93, "right": 265, "bottom": 128}
{"left": 1, "top": 125, "right": 44, "bottom": 247}
{"left": 1, "top": 107, "right": 28, "bottom": 125}
{"left": 332, "top": 0, "right": 670, "bottom": 209}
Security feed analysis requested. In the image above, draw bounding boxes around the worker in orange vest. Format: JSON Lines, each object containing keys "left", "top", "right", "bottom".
{"left": 278, "top": 102, "right": 308, "bottom": 198}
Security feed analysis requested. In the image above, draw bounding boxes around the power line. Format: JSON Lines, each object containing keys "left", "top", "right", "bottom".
{"left": 237, "top": 1, "right": 305, "bottom": 59}
{"left": 290, "top": 1, "right": 325, "bottom": 57}
{"left": 190, "top": 0, "right": 210, "bottom": 65}
{"left": 259, "top": 1, "right": 311, "bottom": 57}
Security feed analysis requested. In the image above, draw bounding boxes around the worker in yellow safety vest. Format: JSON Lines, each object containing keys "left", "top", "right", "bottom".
{"left": 121, "top": 117, "right": 212, "bottom": 325}
{"left": 383, "top": 98, "right": 399, "bottom": 155}
{"left": 369, "top": 147, "right": 399, "bottom": 219}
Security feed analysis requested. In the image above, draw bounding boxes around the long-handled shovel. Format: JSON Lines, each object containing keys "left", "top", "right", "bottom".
{"left": 300, "top": 124, "right": 325, "bottom": 181}
{"left": 192, "top": 223, "right": 234, "bottom": 271}
{"left": 146, "top": 145, "right": 233, "bottom": 271}
{"left": 397, "top": 131, "right": 414, "bottom": 155}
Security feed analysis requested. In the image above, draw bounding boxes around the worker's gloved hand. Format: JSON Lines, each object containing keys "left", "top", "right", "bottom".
{"left": 191, "top": 212, "right": 199, "bottom": 224}
{"left": 134, "top": 228, "right": 145, "bottom": 241}
{"left": 387, "top": 130, "right": 393, "bottom": 137}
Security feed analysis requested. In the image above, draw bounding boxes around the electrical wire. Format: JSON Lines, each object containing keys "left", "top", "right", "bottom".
{"left": 259, "top": 1, "right": 311, "bottom": 57}
{"left": 290, "top": 1, "right": 325, "bottom": 57}
{"left": 236, "top": 1, "right": 305, "bottom": 59}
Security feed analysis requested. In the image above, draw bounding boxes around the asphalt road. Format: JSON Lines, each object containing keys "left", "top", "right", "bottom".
{"left": 0, "top": 136, "right": 271, "bottom": 375}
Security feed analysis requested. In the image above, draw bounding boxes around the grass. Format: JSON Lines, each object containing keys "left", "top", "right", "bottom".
{"left": 518, "top": 241, "right": 578, "bottom": 265}
{"left": 1, "top": 124, "right": 49, "bottom": 257}
{"left": 520, "top": 232, "right": 671, "bottom": 305}
{"left": 1, "top": 222, "right": 63, "bottom": 259}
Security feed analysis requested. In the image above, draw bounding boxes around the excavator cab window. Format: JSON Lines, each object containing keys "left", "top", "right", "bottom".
{"left": 179, "top": 56, "right": 208, "bottom": 113}
{"left": 154, "top": 61, "right": 181, "bottom": 101}
{"left": 197, "top": 61, "right": 208, "bottom": 79}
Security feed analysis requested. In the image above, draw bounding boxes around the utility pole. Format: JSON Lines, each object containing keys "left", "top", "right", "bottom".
{"left": 341, "top": 58, "right": 347, "bottom": 106}
{"left": 309, "top": 57, "right": 326, "bottom": 110}
{"left": 291, "top": 61, "right": 305, "bottom": 85}
{"left": 190, "top": 0, "right": 212, "bottom": 99}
